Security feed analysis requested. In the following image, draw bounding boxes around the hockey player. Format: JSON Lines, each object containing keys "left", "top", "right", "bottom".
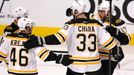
{"left": 24, "top": 0, "right": 123, "bottom": 75}
{"left": 0, "top": 7, "right": 29, "bottom": 71}
{"left": 0, "top": 18, "right": 72, "bottom": 75}
{"left": 97, "top": 1, "right": 131, "bottom": 75}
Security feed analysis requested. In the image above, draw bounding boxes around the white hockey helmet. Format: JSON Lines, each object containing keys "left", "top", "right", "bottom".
{"left": 17, "top": 18, "right": 35, "bottom": 31}
{"left": 12, "top": 7, "right": 29, "bottom": 18}
{"left": 71, "top": 0, "right": 86, "bottom": 15}
{"left": 98, "top": 1, "right": 114, "bottom": 15}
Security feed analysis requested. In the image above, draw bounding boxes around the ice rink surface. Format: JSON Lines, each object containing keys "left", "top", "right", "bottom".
{"left": 0, "top": 44, "right": 134, "bottom": 75}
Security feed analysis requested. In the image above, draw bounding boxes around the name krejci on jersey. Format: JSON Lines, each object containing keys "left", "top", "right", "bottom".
{"left": 11, "top": 40, "right": 25, "bottom": 46}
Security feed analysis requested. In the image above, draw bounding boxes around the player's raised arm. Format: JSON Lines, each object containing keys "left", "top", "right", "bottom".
{"left": 105, "top": 19, "right": 131, "bottom": 45}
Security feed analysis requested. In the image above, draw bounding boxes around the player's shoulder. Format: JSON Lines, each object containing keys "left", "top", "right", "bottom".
{"left": 111, "top": 16, "right": 125, "bottom": 26}
{"left": 65, "top": 18, "right": 89, "bottom": 24}
{"left": 87, "top": 19, "right": 103, "bottom": 26}
{"left": 6, "top": 33, "right": 29, "bottom": 40}
{"left": 65, "top": 19, "right": 81, "bottom": 24}
{"left": 5, "top": 22, "right": 17, "bottom": 28}
{"left": 65, "top": 18, "right": 103, "bottom": 26}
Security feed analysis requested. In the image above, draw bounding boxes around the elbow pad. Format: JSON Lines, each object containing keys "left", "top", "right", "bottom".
{"left": 45, "top": 34, "right": 61, "bottom": 45}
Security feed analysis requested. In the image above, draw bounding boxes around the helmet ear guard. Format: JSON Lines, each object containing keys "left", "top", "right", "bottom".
{"left": 66, "top": 8, "right": 73, "bottom": 17}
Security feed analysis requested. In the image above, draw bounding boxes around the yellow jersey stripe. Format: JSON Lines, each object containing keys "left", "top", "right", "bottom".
{"left": 106, "top": 40, "right": 117, "bottom": 49}
{"left": 40, "top": 51, "right": 50, "bottom": 60}
{"left": 102, "top": 37, "right": 113, "bottom": 46}
{"left": 104, "top": 22, "right": 110, "bottom": 25}
{"left": 99, "top": 48, "right": 110, "bottom": 53}
{"left": 104, "top": 22, "right": 115, "bottom": 26}
{"left": 37, "top": 48, "right": 47, "bottom": 56}
{"left": 70, "top": 56, "right": 100, "bottom": 60}
{"left": 0, "top": 51, "right": 8, "bottom": 57}
{"left": 0, "top": 57, "right": 5, "bottom": 61}
{"left": 6, "top": 36, "right": 28, "bottom": 40}
{"left": 54, "top": 34, "right": 64, "bottom": 43}
{"left": 100, "top": 54, "right": 109, "bottom": 58}
{"left": 9, "top": 68, "right": 37, "bottom": 73}
{"left": 72, "top": 60, "right": 101, "bottom": 65}
{"left": 4, "top": 59, "right": 9, "bottom": 63}
{"left": 58, "top": 31, "right": 67, "bottom": 39}
{"left": 8, "top": 73, "right": 38, "bottom": 75}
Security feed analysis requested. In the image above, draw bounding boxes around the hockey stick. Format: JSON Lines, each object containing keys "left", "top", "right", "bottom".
{"left": 0, "top": 0, "right": 5, "bottom": 46}
{"left": 109, "top": 0, "right": 112, "bottom": 75}
{"left": 0, "top": 0, "right": 10, "bottom": 44}
{"left": 51, "top": 50, "right": 68, "bottom": 53}
{"left": 0, "top": 0, "right": 5, "bottom": 13}
{"left": 117, "top": 63, "right": 120, "bottom": 69}
{"left": 0, "top": 0, "right": 10, "bottom": 13}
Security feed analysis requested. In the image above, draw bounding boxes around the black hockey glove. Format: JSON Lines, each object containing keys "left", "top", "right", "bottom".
{"left": 24, "top": 35, "right": 44, "bottom": 49}
{"left": 44, "top": 51, "right": 73, "bottom": 66}
{"left": 56, "top": 54, "right": 73, "bottom": 66}
{"left": 112, "top": 46, "right": 124, "bottom": 62}
{"left": 66, "top": 8, "right": 72, "bottom": 17}
{"left": 105, "top": 26, "right": 118, "bottom": 36}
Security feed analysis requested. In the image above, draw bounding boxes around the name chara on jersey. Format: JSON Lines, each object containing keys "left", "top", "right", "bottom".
{"left": 78, "top": 26, "right": 95, "bottom": 32}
